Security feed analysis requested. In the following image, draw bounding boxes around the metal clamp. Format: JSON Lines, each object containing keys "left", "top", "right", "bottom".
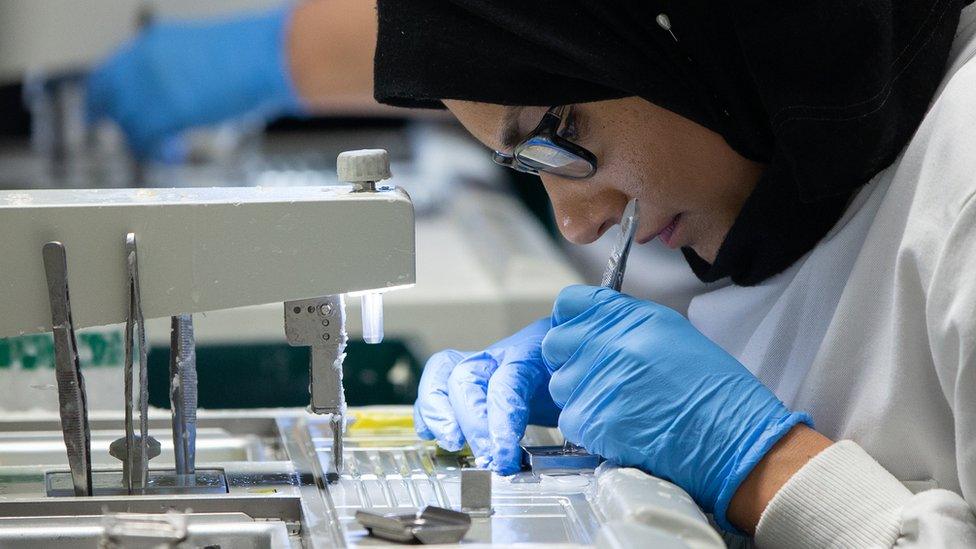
{"left": 284, "top": 296, "right": 347, "bottom": 479}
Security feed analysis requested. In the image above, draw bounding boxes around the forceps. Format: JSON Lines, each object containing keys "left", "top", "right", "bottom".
{"left": 43, "top": 242, "right": 93, "bottom": 497}
{"left": 562, "top": 198, "right": 639, "bottom": 455}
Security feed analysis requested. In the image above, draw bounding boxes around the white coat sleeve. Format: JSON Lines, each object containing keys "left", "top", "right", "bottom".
{"left": 755, "top": 192, "right": 976, "bottom": 548}
{"left": 754, "top": 441, "right": 976, "bottom": 548}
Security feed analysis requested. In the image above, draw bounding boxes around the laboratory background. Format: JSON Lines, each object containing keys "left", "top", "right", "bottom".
{"left": 1, "top": 0, "right": 974, "bottom": 547}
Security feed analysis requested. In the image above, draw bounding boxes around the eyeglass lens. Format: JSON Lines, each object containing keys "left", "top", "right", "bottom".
{"left": 517, "top": 142, "right": 594, "bottom": 178}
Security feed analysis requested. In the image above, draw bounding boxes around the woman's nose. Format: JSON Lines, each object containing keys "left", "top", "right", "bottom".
{"left": 542, "top": 176, "right": 622, "bottom": 245}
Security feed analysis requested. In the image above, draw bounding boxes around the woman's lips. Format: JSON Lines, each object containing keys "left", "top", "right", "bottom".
{"left": 658, "top": 214, "right": 681, "bottom": 248}
{"left": 636, "top": 214, "right": 681, "bottom": 245}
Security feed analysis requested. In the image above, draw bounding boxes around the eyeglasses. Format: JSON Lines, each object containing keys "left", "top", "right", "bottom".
{"left": 492, "top": 105, "right": 597, "bottom": 179}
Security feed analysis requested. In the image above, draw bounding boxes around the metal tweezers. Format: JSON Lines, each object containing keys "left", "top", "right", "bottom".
{"left": 560, "top": 198, "right": 639, "bottom": 457}
{"left": 601, "top": 198, "right": 639, "bottom": 292}
{"left": 43, "top": 241, "right": 92, "bottom": 497}
{"left": 124, "top": 233, "right": 150, "bottom": 492}
{"left": 170, "top": 314, "right": 197, "bottom": 476}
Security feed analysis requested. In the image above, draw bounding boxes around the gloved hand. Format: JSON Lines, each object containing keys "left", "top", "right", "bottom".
{"left": 414, "top": 318, "right": 560, "bottom": 474}
{"left": 543, "top": 285, "right": 811, "bottom": 531}
{"left": 86, "top": 6, "right": 305, "bottom": 160}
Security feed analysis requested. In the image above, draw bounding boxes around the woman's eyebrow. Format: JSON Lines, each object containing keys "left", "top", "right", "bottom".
{"left": 499, "top": 106, "right": 526, "bottom": 150}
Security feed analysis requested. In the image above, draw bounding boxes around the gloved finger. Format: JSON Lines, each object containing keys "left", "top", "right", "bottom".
{"left": 416, "top": 350, "right": 470, "bottom": 451}
{"left": 551, "top": 285, "right": 621, "bottom": 326}
{"left": 552, "top": 357, "right": 607, "bottom": 443}
{"left": 548, "top": 352, "right": 588, "bottom": 409}
{"left": 557, "top": 401, "right": 585, "bottom": 447}
{"left": 543, "top": 313, "right": 614, "bottom": 375}
{"left": 413, "top": 400, "right": 434, "bottom": 440}
{"left": 485, "top": 346, "right": 548, "bottom": 474}
{"left": 544, "top": 311, "right": 620, "bottom": 401}
{"left": 447, "top": 351, "right": 499, "bottom": 464}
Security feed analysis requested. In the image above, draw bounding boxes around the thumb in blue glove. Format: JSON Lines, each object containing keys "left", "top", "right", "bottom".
{"left": 86, "top": 5, "right": 305, "bottom": 160}
{"left": 414, "top": 318, "right": 560, "bottom": 474}
{"left": 543, "top": 285, "right": 811, "bottom": 532}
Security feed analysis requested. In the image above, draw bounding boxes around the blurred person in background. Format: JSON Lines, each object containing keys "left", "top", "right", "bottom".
{"left": 86, "top": 0, "right": 382, "bottom": 161}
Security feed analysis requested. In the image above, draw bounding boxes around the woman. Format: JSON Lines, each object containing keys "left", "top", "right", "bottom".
{"left": 373, "top": 0, "right": 976, "bottom": 546}
{"left": 87, "top": 0, "right": 976, "bottom": 544}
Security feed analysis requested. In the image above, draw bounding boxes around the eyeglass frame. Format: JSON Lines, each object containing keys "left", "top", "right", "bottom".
{"left": 491, "top": 105, "right": 598, "bottom": 179}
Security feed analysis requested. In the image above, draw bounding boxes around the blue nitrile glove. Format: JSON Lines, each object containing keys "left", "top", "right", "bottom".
{"left": 86, "top": 5, "right": 305, "bottom": 160}
{"left": 414, "top": 318, "right": 561, "bottom": 474}
{"left": 542, "top": 285, "right": 812, "bottom": 532}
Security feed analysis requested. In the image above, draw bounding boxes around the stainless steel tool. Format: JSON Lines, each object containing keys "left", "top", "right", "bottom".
{"left": 356, "top": 506, "right": 471, "bottom": 544}
{"left": 42, "top": 241, "right": 92, "bottom": 497}
{"left": 601, "top": 198, "right": 639, "bottom": 291}
{"left": 108, "top": 435, "right": 161, "bottom": 491}
{"left": 460, "top": 468, "right": 493, "bottom": 516}
{"left": 169, "top": 314, "right": 198, "bottom": 477}
{"left": 522, "top": 445, "right": 602, "bottom": 473}
{"left": 121, "top": 232, "right": 157, "bottom": 492}
{"left": 284, "top": 296, "right": 348, "bottom": 481}
{"left": 100, "top": 510, "right": 188, "bottom": 549}
{"left": 556, "top": 198, "right": 640, "bottom": 459}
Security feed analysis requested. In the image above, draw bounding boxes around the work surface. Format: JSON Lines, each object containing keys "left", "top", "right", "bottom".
{"left": 0, "top": 407, "right": 723, "bottom": 548}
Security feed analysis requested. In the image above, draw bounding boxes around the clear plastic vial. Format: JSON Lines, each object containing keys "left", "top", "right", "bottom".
{"left": 361, "top": 292, "right": 384, "bottom": 344}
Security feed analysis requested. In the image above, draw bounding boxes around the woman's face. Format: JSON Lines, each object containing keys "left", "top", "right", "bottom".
{"left": 444, "top": 97, "right": 764, "bottom": 262}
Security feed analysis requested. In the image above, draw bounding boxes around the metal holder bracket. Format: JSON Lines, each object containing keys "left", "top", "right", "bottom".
{"left": 356, "top": 506, "right": 471, "bottom": 544}
{"left": 284, "top": 296, "right": 348, "bottom": 479}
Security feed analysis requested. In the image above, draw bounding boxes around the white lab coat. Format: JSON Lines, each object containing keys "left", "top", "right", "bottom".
{"left": 687, "top": 6, "right": 976, "bottom": 546}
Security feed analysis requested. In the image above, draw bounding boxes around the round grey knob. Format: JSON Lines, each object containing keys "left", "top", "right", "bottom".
{"left": 337, "top": 149, "right": 391, "bottom": 183}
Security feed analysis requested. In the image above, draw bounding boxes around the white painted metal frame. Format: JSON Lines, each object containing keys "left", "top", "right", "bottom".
{"left": 0, "top": 186, "right": 415, "bottom": 338}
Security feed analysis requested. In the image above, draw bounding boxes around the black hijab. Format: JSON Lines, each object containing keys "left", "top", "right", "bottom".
{"left": 373, "top": 0, "right": 966, "bottom": 285}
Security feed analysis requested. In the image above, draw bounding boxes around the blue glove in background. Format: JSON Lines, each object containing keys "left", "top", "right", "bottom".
{"left": 414, "top": 318, "right": 560, "bottom": 474}
{"left": 543, "top": 285, "right": 811, "bottom": 532}
{"left": 86, "top": 5, "right": 305, "bottom": 160}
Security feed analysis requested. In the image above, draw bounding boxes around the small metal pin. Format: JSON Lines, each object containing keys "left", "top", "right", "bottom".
{"left": 329, "top": 414, "right": 344, "bottom": 483}
{"left": 656, "top": 13, "right": 678, "bottom": 42}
